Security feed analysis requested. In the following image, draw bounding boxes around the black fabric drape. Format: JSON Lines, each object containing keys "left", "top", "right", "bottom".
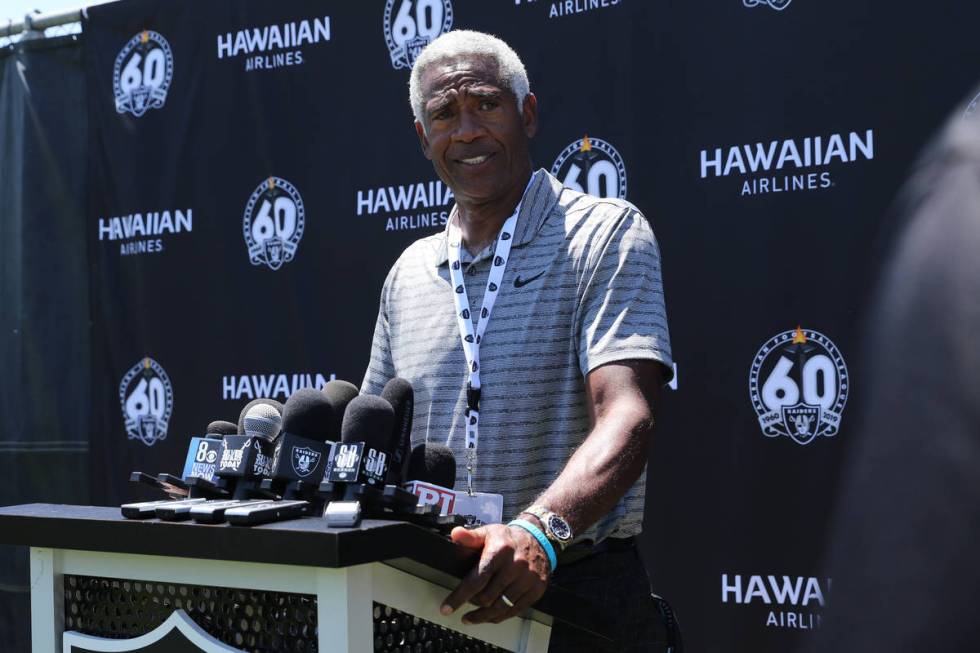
{"left": 0, "top": 34, "right": 89, "bottom": 652}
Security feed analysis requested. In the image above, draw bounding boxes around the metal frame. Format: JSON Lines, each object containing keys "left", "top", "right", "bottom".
{"left": 0, "top": 1, "right": 121, "bottom": 43}
{"left": 31, "top": 545, "right": 551, "bottom": 652}
{"left": 1, "top": 8, "right": 83, "bottom": 41}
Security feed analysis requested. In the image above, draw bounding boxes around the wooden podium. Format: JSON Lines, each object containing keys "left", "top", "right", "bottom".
{"left": 0, "top": 503, "right": 602, "bottom": 652}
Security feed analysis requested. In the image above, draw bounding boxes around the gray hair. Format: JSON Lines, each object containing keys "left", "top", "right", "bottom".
{"left": 409, "top": 30, "right": 530, "bottom": 125}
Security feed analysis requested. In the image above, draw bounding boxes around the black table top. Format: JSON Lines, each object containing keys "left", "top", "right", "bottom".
{"left": 0, "top": 503, "right": 477, "bottom": 574}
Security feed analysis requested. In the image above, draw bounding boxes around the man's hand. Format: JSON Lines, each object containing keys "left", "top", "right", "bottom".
{"left": 440, "top": 524, "right": 550, "bottom": 624}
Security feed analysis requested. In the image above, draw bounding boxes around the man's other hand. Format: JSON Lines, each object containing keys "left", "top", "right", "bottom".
{"left": 440, "top": 524, "right": 550, "bottom": 624}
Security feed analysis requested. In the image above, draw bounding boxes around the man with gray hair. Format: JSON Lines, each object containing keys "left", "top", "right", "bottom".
{"left": 363, "top": 29, "right": 677, "bottom": 652}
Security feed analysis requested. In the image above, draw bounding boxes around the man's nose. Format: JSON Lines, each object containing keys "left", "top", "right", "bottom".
{"left": 453, "top": 108, "right": 484, "bottom": 143}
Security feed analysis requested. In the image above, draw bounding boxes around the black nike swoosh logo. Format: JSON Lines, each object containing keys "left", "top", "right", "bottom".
{"left": 513, "top": 270, "right": 546, "bottom": 288}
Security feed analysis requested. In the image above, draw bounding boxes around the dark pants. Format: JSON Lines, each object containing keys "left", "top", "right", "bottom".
{"left": 546, "top": 539, "right": 679, "bottom": 653}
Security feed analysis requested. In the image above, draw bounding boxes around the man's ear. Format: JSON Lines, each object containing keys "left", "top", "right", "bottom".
{"left": 415, "top": 121, "right": 432, "bottom": 160}
{"left": 522, "top": 93, "right": 539, "bottom": 139}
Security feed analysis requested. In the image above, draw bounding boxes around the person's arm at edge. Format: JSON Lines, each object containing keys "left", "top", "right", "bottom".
{"left": 440, "top": 358, "right": 664, "bottom": 624}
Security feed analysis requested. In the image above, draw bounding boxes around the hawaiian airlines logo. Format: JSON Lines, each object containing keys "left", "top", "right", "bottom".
{"left": 749, "top": 327, "right": 849, "bottom": 445}
{"left": 514, "top": 0, "right": 624, "bottom": 19}
{"left": 384, "top": 0, "right": 453, "bottom": 70}
{"left": 113, "top": 30, "right": 174, "bottom": 118}
{"left": 119, "top": 357, "right": 174, "bottom": 446}
{"left": 97, "top": 207, "right": 192, "bottom": 257}
{"left": 216, "top": 15, "right": 331, "bottom": 72}
{"left": 356, "top": 179, "right": 454, "bottom": 232}
{"left": 242, "top": 177, "right": 305, "bottom": 271}
{"left": 743, "top": 0, "right": 793, "bottom": 10}
{"left": 700, "top": 129, "right": 874, "bottom": 197}
{"left": 551, "top": 135, "right": 628, "bottom": 200}
{"left": 722, "top": 573, "right": 830, "bottom": 630}
{"left": 222, "top": 372, "right": 335, "bottom": 401}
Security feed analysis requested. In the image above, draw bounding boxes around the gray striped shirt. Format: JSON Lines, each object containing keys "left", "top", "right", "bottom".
{"left": 362, "top": 169, "right": 672, "bottom": 542}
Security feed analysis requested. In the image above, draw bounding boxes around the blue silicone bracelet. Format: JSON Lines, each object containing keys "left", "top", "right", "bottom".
{"left": 508, "top": 518, "right": 558, "bottom": 571}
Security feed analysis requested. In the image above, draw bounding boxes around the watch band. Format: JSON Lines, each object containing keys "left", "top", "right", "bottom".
{"left": 523, "top": 505, "right": 573, "bottom": 552}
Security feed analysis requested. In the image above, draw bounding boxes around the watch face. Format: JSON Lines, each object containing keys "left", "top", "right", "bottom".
{"left": 547, "top": 514, "right": 572, "bottom": 541}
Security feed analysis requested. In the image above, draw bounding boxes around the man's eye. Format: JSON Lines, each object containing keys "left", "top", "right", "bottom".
{"left": 432, "top": 108, "right": 452, "bottom": 120}
{"left": 479, "top": 100, "right": 498, "bottom": 110}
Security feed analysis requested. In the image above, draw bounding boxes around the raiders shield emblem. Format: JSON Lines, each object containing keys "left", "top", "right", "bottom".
{"left": 781, "top": 403, "right": 821, "bottom": 445}
{"left": 291, "top": 446, "right": 321, "bottom": 477}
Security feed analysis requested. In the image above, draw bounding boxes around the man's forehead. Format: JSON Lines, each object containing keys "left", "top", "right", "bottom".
{"left": 421, "top": 55, "right": 504, "bottom": 100}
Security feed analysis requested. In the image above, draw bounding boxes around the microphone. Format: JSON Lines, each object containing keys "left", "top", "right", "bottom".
{"left": 262, "top": 388, "right": 335, "bottom": 500}
{"left": 403, "top": 443, "right": 458, "bottom": 515}
{"left": 216, "top": 402, "right": 280, "bottom": 492}
{"left": 236, "top": 397, "right": 284, "bottom": 435}
{"left": 403, "top": 443, "right": 503, "bottom": 525}
{"left": 321, "top": 380, "right": 359, "bottom": 439}
{"left": 380, "top": 377, "right": 414, "bottom": 485}
{"left": 121, "top": 420, "right": 235, "bottom": 519}
{"left": 205, "top": 420, "right": 237, "bottom": 438}
{"left": 173, "top": 402, "right": 284, "bottom": 521}
{"left": 329, "top": 395, "right": 395, "bottom": 488}
{"left": 122, "top": 420, "right": 236, "bottom": 518}
{"left": 321, "top": 395, "right": 394, "bottom": 526}
{"left": 241, "top": 402, "right": 282, "bottom": 443}
{"left": 228, "top": 387, "right": 351, "bottom": 527}
{"left": 162, "top": 417, "right": 242, "bottom": 496}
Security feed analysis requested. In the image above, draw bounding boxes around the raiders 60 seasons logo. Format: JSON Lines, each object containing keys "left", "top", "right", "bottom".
{"left": 551, "top": 135, "right": 628, "bottom": 200}
{"left": 384, "top": 0, "right": 453, "bottom": 70}
{"left": 749, "top": 327, "right": 848, "bottom": 445}
{"left": 119, "top": 357, "right": 174, "bottom": 446}
{"left": 243, "top": 176, "right": 305, "bottom": 271}
{"left": 113, "top": 30, "right": 174, "bottom": 118}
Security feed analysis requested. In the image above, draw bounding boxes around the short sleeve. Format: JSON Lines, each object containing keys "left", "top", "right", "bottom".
{"left": 360, "top": 269, "right": 397, "bottom": 395}
{"left": 576, "top": 208, "right": 673, "bottom": 381}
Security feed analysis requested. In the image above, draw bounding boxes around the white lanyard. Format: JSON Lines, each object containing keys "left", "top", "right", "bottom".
{"left": 447, "top": 206, "right": 520, "bottom": 495}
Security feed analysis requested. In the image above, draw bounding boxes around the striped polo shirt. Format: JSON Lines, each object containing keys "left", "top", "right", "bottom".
{"left": 362, "top": 169, "right": 672, "bottom": 542}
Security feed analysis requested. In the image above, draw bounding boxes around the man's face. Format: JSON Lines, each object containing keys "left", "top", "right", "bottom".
{"left": 415, "top": 55, "right": 537, "bottom": 205}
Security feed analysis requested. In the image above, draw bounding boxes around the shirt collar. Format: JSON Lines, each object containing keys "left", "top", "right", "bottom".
{"left": 434, "top": 168, "right": 562, "bottom": 267}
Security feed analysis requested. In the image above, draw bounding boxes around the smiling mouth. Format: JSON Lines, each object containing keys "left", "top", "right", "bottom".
{"left": 456, "top": 153, "right": 494, "bottom": 166}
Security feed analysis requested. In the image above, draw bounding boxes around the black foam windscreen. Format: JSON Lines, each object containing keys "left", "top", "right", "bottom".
{"left": 340, "top": 395, "right": 395, "bottom": 450}
{"left": 236, "top": 398, "right": 284, "bottom": 435}
{"left": 205, "top": 420, "right": 237, "bottom": 436}
{"left": 380, "top": 377, "right": 414, "bottom": 483}
{"left": 322, "top": 380, "right": 360, "bottom": 439}
{"left": 407, "top": 443, "right": 457, "bottom": 489}
{"left": 281, "top": 388, "right": 335, "bottom": 441}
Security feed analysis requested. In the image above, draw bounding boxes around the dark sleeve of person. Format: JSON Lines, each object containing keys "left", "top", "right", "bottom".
{"left": 815, "top": 116, "right": 980, "bottom": 651}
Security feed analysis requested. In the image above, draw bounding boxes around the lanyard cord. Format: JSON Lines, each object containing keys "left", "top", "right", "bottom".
{"left": 446, "top": 209, "right": 520, "bottom": 495}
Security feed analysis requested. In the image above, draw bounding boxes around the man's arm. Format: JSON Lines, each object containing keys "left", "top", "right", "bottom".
{"left": 440, "top": 359, "right": 663, "bottom": 625}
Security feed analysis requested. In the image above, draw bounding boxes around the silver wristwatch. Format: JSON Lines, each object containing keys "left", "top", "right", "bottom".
{"left": 523, "top": 505, "right": 573, "bottom": 551}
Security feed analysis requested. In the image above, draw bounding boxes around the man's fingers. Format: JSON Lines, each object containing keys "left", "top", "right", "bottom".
{"left": 441, "top": 541, "right": 502, "bottom": 615}
{"left": 469, "top": 559, "right": 523, "bottom": 607}
{"left": 466, "top": 575, "right": 547, "bottom": 625}
{"left": 450, "top": 526, "right": 486, "bottom": 550}
{"left": 461, "top": 600, "right": 510, "bottom": 626}
{"left": 491, "top": 581, "right": 546, "bottom": 623}
{"left": 441, "top": 565, "right": 492, "bottom": 615}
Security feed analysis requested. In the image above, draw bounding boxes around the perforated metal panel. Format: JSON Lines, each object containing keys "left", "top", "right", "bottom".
{"left": 372, "top": 603, "right": 512, "bottom": 653}
{"left": 64, "top": 574, "right": 318, "bottom": 652}
{"left": 63, "top": 575, "right": 511, "bottom": 652}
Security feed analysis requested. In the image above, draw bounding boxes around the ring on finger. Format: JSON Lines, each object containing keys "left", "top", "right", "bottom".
{"left": 500, "top": 594, "right": 514, "bottom": 608}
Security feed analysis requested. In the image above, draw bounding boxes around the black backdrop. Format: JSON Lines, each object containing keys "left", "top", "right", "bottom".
{"left": 2, "top": 0, "right": 980, "bottom": 651}
{"left": 0, "top": 33, "right": 89, "bottom": 652}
